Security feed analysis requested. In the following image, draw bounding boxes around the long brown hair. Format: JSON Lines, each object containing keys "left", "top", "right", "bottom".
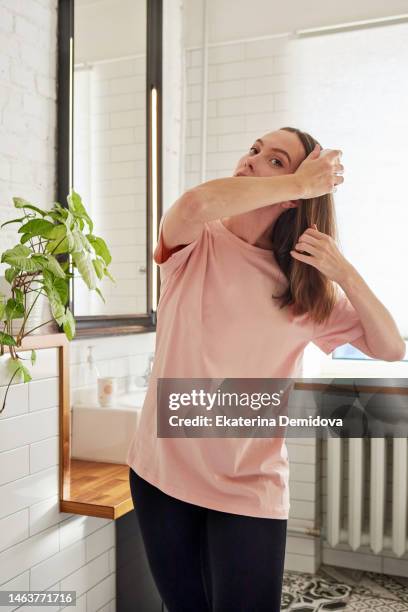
{"left": 270, "top": 126, "right": 341, "bottom": 324}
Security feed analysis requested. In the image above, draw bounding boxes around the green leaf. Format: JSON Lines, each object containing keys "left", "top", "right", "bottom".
{"left": 19, "top": 362, "right": 32, "bottom": 383}
{"left": 14, "top": 288, "right": 24, "bottom": 305}
{"left": 62, "top": 307, "right": 76, "bottom": 341}
{"left": 73, "top": 228, "right": 92, "bottom": 253}
{"left": 0, "top": 299, "right": 5, "bottom": 320}
{"left": 0, "top": 216, "right": 27, "bottom": 228}
{"left": 54, "top": 278, "right": 69, "bottom": 305}
{"left": 67, "top": 191, "right": 93, "bottom": 233}
{"left": 5, "top": 268, "right": 19, "bottom": 284}
{"left": 30, "top": 349, "right": 36, "bottom": 365}
{"left": 13, "top": 197, "right": 47, "bottom": 217}
{"left": 42, "top": 283, "right": 65, "bottom": 324}
{"left": 0, "top": 332, "right": 16, "bottom": 346}
{"left": 46, "top": 236, "right": 69, "bottom": 255}
{"left": 46, "top": 211, "right": 66, "bottom": 223}
{"left": 44, "top": 225, "right": 74, "bottom": 255}
{"left": 5, "top": 257, "right": 42, "bottom": 273}
{"left": 94, "top": 287, "right": 106, "bottom": 303}
{"left": 20, "top": 233, "right": 33, "bottom": 244}
{"left": 42, "top": 254, "right": 66, "bottom": 279}
{"left": 18, "top": 219, "right": 55, "bottom": 237}
{"left": 7, "top": 357, "right": 32, "bottom": 382}
{"left": 31, "top": 254, "right": 48, "bottom": 265}
{"left": 53, "top": 203, "right": 69, "bottom": 219}
{"left": 92, "top": 258, "right": 104, "bottom": 280}
{"left": 60, "top": 259, "right": 71, "bottom": 272}
{"left": 72, "top": 251, "right": 97, "bottom": 290}
{"left": 103, "top": 267, "right": 116, "bottom": 283}
{"left": 1, "top": 245, "right": 42, "bottom": 273}
{"left": 1, "top": 244, "right": 31, "bottom": 263}
{"left": 5, "top": 298, "right": 25, "bottom": 320}
{"left": 86, "top": 234, "right": 112, "bottom": 265}
{"left": 65, "top": 227, "right": 76, "bottom": 251}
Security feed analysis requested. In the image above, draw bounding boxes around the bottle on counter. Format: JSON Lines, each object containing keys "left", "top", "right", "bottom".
{"left": 81, "top": 345, "right": 100, "bottom": 404}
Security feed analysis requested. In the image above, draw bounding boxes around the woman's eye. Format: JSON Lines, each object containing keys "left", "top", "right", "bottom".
{"left": 248, "top": 147, "right": 283, "bottom": 167}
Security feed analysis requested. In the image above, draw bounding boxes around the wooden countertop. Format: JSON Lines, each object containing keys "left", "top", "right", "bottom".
{"left": 60, "top": 459, "right": 134, "bottom": 520}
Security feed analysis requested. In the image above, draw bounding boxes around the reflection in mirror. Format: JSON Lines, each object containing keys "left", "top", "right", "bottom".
{"left": 73, "top": 0, "right": 147, "bottom": 316}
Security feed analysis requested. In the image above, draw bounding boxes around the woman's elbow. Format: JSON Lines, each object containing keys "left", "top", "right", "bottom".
{"left": 383, "top": 340, "right": 406, "bottom": 362}
{"left": 178, "top": 188, "right": 208, "bottom": 223}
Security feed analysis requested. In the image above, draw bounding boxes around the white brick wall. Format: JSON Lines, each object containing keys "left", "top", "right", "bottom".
{"left": 0, "top": 348, "right": 115, "bottom": 611}
{"left": 0, "top": 3, "right": 116, "bottom": 610}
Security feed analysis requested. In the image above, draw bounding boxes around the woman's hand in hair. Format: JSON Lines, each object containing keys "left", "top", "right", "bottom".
{"left": 290, "top": 223, "right": 352, "bottom": 283}
{"left": 293, "top": 145, "right": 344, "bottom": 199}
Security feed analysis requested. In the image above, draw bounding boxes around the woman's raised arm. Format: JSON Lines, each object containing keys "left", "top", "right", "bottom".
{"left": 162, "top": 145, "right": 343, "bottom": 250}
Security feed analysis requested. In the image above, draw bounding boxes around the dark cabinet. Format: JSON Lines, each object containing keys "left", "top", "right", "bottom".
{"left": 116, "top": 509, "right": 164, "bottom": 611}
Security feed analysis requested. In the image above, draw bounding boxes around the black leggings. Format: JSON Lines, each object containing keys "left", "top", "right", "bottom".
{"left": 129, "top": 467, "right": 287, "bottom": 612}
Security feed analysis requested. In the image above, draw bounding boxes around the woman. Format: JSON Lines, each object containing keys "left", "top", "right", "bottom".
{"left": 127, "top": 127, "right": 405, "bottom": 612}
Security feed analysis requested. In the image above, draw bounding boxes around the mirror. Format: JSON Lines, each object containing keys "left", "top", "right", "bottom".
{"left": 73, "top": 0, "right": 147, "bottom": 317}
{"left": 59, "top": 0, "right": 162, "bottom": 336}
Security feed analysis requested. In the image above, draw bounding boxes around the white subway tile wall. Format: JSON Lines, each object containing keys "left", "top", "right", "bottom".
{"left": 184, "top": 37, "right": 292, "bottom": 189}
{"left": 0, "top": 0, "right": 116, "bottom": 607}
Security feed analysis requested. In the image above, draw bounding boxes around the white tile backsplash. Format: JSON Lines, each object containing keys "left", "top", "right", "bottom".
{"left": 60, "top": 551, "right": 110, "bottom": 599}
{"left": 0, "top": 406, "right": 59, "bottom": 452}
{"left": 30, "top": 436, "right": 59, "bottom": 474}
{"left": 0, "top": 446, "right": 29, "bottom": 485}
{"left": 29, "top": 376, "right": 59, "bottom": 412}
{"left": 0, "top": 509, "right": 29, "bottom": 554}
{"left": 30, "top": 540, "right": 86, "bottom": 592}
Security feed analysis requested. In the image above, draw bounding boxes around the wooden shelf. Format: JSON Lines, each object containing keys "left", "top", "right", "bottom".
{"left": 60, "top": 459, "right": 134, "bottom": 520}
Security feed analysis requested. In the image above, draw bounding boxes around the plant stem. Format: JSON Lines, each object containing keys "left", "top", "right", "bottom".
{"left": 23, "top": 319, "right": 55, "bottom": 336}
{"left": 16, "top": 287, "right": 43, "bottom": 345}
{"left": 0, "top": 366, "right": 21, "bottom": 414}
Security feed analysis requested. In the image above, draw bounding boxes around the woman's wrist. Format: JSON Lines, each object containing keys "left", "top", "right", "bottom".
{"left": 336, "top": 261, "right": 359, "bottom": 290}
{"left": 288, "top": 173, "right": 307, "bottom": 200}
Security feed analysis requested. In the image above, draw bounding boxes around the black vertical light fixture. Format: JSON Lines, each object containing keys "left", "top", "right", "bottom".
{"left": 57, "top": 0, "right": 74, "bottom": 319}
{"left": 146, "top": 0, "right": 163, "bottom": 324}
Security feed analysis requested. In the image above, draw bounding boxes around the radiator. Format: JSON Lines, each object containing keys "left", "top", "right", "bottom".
{"left": 326, "top": 437, "right": 408, "bottom": 557}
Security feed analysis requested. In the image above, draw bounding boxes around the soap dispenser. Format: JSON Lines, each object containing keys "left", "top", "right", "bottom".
{"left": 83, "top": 345, "right": 100, "bottom": 404}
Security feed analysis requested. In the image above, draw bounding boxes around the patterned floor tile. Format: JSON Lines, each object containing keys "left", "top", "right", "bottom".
{"left": 281, "top": 566, "right": 408, "bottom": 611}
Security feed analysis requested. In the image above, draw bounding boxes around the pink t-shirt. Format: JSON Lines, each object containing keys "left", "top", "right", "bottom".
{"left": 126, "top": 213, "right": 365, "bottom": 519}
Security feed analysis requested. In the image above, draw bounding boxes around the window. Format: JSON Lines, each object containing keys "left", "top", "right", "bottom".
{"left": 287, "top": 22, "right": 408, "bottom": 354}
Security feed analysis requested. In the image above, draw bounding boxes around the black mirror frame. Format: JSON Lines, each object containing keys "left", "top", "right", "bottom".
{"left": 57, "top": 0, "right": 162, "bottom": 338}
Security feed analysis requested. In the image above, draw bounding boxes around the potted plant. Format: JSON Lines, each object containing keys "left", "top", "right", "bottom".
{"left": 0, "top": 190, "right": 114, "bottom": 413}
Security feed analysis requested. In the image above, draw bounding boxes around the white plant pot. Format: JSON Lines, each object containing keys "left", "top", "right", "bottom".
{"left": 12, "top": 281, "right": 55, "bottom": 336}
{"left": 0, "top": 277, "right": 57, "bottom": 337}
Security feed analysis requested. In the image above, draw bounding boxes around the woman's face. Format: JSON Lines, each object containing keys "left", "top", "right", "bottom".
{"left": 233, "top": 129, "right": 306, "bottom": 178}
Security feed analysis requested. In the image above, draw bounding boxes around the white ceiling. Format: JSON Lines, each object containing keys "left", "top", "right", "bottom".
{"left": 184, "top": 0, "right": 408, "bottom": 46}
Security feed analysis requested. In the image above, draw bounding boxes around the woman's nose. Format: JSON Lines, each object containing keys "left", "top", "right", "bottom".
{"left": 244, "top": 158, "right": 254, "bottom": 172}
